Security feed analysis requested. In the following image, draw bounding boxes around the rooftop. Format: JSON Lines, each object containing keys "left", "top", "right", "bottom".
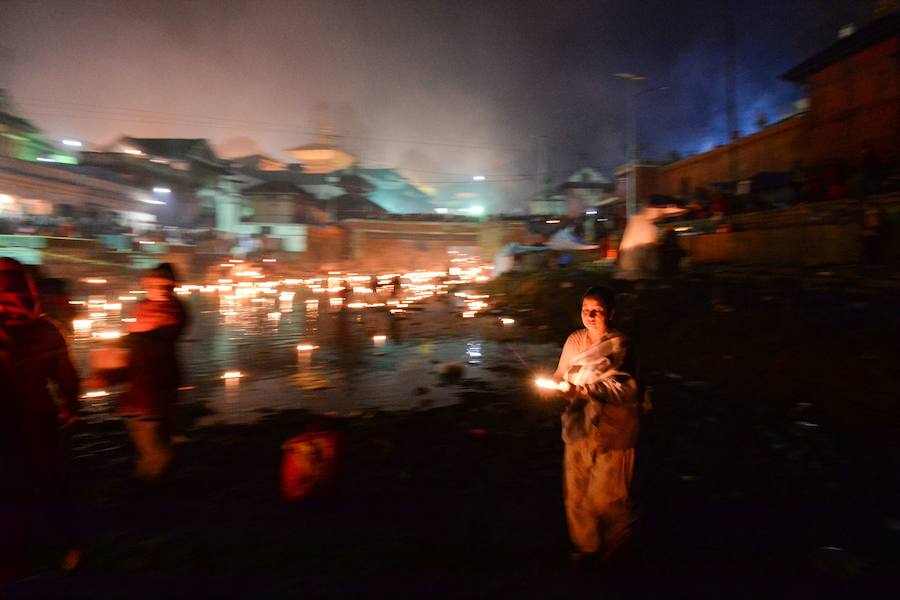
{"left": 781, "top": 13, "right": 900, "bottom": 82}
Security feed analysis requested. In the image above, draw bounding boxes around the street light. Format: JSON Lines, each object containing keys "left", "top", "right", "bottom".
{"left": 614, "top": 73, "right": 667, "bottom": 216}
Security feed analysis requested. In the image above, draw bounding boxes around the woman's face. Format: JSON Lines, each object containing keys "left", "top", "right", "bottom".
{"left": 581, "top": 297, "right": 609, "bottom": 337}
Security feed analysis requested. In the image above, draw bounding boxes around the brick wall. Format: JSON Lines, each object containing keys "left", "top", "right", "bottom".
{"left": 655, "top": 115, "right": 808, "bottom": 199}
{"left": 806, "top": 37, "right": 900, "bottom": 165}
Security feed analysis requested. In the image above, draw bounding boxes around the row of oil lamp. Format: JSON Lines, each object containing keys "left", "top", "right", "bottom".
{"left": 73, "top": 256, "right": 524, "bottom": 397}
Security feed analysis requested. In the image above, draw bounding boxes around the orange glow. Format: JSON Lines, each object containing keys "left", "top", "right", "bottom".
{"left": 92, "top": 330, "right": 122, "bottom": 340}
{"left": 535, "top": 377, "right": 562, "bottom": 391}
{"left": 72, "top": 319, "right": 92, "bottom": 332}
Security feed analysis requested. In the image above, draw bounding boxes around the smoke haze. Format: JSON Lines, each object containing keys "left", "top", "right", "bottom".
{"left": 0, "top": 0, "right": 872, "bottom": 209}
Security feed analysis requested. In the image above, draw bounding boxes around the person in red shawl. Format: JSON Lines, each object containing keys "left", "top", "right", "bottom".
{"left": 118, "top": 263, "right": 188, "bottom": 482}
{"left": 0, "top": 258, "right": 81, "bottom": 577}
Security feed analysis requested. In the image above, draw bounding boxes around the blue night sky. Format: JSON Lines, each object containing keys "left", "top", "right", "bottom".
{"left": 0, "top": 0, "right": 876, "bottom": 210}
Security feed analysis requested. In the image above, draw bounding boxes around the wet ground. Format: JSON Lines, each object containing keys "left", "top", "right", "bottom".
{"left": 70, "top": 280, "right": 559, "bottom": 425}
{"left": 8, "top": 266, "right": 900, "bottom": 598}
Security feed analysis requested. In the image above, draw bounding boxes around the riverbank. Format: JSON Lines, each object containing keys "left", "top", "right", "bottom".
{"left": 9, "top": 266, "right": 900, "bottom": 598}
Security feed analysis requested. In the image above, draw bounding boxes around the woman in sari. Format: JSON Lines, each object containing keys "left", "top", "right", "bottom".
{"left": 553, "top": 285, "right": 639, "bottom": 560}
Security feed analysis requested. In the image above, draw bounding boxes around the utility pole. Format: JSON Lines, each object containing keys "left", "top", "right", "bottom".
{"left": 534, "top": 134, "right": 549, "bottom": 206}
{"left": 614, "top": 73, "right": 646, "bottom": 217}
{"left": 724, "top": 0, "right": 740, "bottom": 182}
{"left": 614, "top": 74, "right": 665, "bottom": 217}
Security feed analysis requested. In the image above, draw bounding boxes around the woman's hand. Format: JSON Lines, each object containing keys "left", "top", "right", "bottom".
{"left": 558, "top": 381, "right": 582, "bottom": 402}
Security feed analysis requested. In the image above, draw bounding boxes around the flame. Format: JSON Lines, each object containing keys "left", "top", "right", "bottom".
{"left": 535, "top": 377, "right": 561, "bottom": 390}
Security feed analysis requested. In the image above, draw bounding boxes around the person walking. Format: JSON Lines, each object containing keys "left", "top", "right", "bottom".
{"left": 118, "top": 263, "right": 188, "bottom": 482}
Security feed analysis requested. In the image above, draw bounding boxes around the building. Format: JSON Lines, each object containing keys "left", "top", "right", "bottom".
{"left": 241, "top": 180, "right": 328, "bottom": 225}
{"left": 0, "top": 156, "right": 162, "bottom": 236}
{"left": 653, "top": 114, "right": 807, "bottom": 199}
{"left": 781, "top": 11, "right": 899, "bottom": 166}
{"left": 81, "top": 136, "right": 234, "bottom": 227}
{"left": 286, "top": 134, "right": 356, "bottom": 174}
{"left": 559, "top": 167, "right": 613, "bottom": 217}
{"left": 233, "top": 148, "right": 431, "bottom": 217}
{"left": 357, "top": 168, "right": 432, "bottom": 214}
{"left": 0, "top": 90, "right": 77, "bottom": 164}
{"left": 625, "top": 9, "right": 899, "bottom": 208}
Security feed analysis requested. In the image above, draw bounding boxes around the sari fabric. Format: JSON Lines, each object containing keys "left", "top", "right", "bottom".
{"left": 555, "top": 329, "right": 639, "bottom": 556}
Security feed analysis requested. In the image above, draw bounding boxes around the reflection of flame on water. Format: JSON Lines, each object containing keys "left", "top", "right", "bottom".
{"left": 296, "top": 344, "right": 319, "bottom": 351}
{"left": 466, "top": 341, "right": 482, "bottom": 364}
{"left": 373, "top": 335, "right": 387, "bottom": 345}
{"left": 73, "top": 319, "right": 92, "bottom": 332}
{"left": 92, "top": 330, "right": 122, "bottom": 340}
{"left": 500, "top": 317, "right": 515, "bottom": 325}
{"left": 83, "top": 390, "right": 109, "bottom": 398}
{"left": 222, "top": 371, "right": 243, "bottom": 379}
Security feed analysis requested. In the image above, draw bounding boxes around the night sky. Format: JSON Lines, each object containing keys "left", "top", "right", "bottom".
{"left": 0, "top": 0, "right": 874, "bottom": 209}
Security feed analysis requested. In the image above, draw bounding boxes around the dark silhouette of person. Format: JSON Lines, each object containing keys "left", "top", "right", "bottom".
{"left": 0, "top": 258, "right": 81, "bottom": 576}
{"left": 118, "top": 263, "right": 188, "bottom": 481}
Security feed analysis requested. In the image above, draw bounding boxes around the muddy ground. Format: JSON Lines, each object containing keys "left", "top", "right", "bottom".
{"left": 8, "top": 265, "right": 900, "bottom": 598}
